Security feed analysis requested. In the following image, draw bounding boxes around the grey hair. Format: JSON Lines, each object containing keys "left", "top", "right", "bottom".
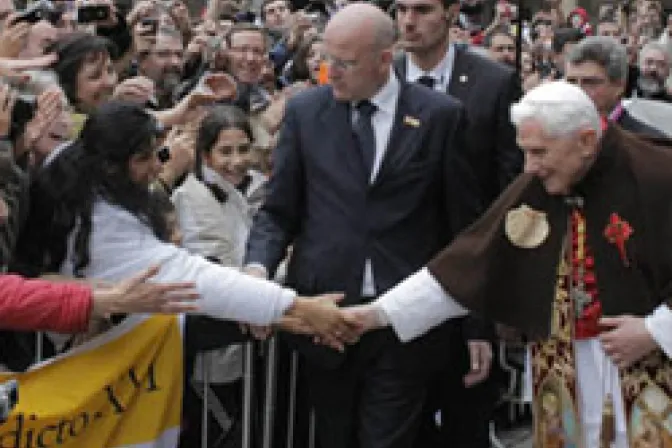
{"left": 510, "top": 81, "right": 602, "bottom": 139}
{"left": 566, "top": 36, "right": 628, "bottom": 82}
{"left": 639, "top": 41, "right": 671, "bottom": 65}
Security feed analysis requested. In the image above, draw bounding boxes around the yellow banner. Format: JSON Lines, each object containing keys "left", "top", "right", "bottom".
{"left": 0, "top": 315, "right": 183, "bottom": 448}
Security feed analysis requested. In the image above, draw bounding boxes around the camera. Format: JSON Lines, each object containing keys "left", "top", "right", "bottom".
{"left": 77, "top": 4, "right": 111, "bottom": 23}
{"left": 0, "top": 380, "right": 18, "bottom": 424}
{"left": 157, "top": 146, "right": 170, "bottom": 163}
{"left": 10, "top": 96, "right": 37, "bottom": 141}
{"left": 303, "top": 0, "right": 328, "bottom": 19}
{"left": 15, "top": 0, "right": 62, "bottom": 25}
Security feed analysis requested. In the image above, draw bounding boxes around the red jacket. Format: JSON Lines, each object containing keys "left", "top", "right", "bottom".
{"left": 0, "top": 275, "right": 92, "bottom": 333}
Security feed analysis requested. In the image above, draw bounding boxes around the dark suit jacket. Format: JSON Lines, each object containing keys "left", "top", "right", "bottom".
{"left": 394, "top": 45, "right": 523, "bottom": 205}
{"left": 245, "top": 80, "right": 484, "bottom": 367}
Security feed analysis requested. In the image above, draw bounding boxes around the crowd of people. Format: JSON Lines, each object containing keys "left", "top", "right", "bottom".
{"left": 0, "top": 0, "right": 671, "bottom": 445}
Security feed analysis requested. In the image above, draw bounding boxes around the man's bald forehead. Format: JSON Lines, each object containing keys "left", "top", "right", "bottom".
{"left": 326, "top": 3, "right": 395, "bottom": 48}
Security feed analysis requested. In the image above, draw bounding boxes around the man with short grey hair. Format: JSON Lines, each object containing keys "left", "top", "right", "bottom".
{"left": 565, "top": 36, "right": 665, "bottom": 137}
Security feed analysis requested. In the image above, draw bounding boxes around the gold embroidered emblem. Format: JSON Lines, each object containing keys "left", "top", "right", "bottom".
{"left": 505, "top": 204, "right": 550, "bottom": 249}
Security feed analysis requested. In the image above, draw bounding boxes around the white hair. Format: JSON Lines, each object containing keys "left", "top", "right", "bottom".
{"left": 510, "top": 81, "right": 602, "bottom": 139}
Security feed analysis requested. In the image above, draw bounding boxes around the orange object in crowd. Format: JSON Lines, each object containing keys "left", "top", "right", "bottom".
{"left": 318, "top": 62, "right": 329, "bottom": 85}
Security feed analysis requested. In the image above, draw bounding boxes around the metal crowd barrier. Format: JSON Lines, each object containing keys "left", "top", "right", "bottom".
{"left": 195, "top": 336, "right": 316, "bottom": 448}
{"left": 195, "top": 337, "right": 303, "bottom": 448}
{"left": 34, "top": 331, "right": 515, "bottom": 448}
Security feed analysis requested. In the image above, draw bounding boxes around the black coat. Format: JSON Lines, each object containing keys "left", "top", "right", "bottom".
{"left": 394, "top": 46, "right": 523, "bottom": 204}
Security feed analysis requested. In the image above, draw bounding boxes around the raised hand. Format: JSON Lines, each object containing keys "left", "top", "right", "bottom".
{"left": 113, "top": 76, "right": 155, "bottom": 105}
{"left": 0, "top": 14, "right": 30, "bottom": 59}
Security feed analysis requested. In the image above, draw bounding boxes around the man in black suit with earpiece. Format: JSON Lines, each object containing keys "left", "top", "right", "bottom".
{"left": 392, "top": 0, "right": 522, "bottom": 446}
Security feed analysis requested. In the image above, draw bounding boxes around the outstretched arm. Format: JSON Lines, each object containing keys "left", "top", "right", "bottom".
{"left": 343, "top": 267, "right": 468, "bottom": 341}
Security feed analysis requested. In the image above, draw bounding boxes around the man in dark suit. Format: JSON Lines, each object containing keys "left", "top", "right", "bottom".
{"left": 565, "top": 36, "right": 667, "bottom": 139}
{"left": 392, "top": 0, "right": 522, "bottom": 205}
{"left": 245, "top": 3, "right": 489, "bottom": 448}
{"left": 392, "top": 0, "right": 521, "bottom": 446}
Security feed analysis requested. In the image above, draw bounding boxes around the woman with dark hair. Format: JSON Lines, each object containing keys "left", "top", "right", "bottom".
{"left": 285, "top": 34, "right": 325, "bottom": 84}
{"left": 16, "top": 101, "right": 345, "bottom": 332}
{"left": 49, "top": 32, "right": 118, "bottom": 115}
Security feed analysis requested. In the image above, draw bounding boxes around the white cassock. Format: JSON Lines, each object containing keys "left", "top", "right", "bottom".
{"left": 60, "top": 199, "right": 295, "bottom": 325}
{"left": 373, "top": 268, "right": 672, "bottom": 447}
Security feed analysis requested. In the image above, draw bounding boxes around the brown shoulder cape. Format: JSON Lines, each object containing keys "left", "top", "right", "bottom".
{"left": 427, "top": 125, "right": 672, "bottom": 340}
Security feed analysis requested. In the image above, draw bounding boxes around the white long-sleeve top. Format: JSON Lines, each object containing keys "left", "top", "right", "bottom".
{"left": 60, "top": 199, "right": 296, "bottom": 325}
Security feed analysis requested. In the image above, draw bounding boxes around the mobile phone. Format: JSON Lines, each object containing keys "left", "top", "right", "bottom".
{"left": 0, "top": 380, "right": 18, "bottom": 424}
{"left": 15, "top": 1, "right": 61, "bottom": 25}
{"left": 77, "top": 4, "right": 110, "bottom": 23}
{"left": 15, "top": 9, "right": 43, "bottom": 23}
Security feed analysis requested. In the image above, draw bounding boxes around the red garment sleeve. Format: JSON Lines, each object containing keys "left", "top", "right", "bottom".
{"left": 0, "top": 275, "right": 93, "bottom": 333}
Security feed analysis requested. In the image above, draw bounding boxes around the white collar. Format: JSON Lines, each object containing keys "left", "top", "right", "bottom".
{"left": 406, "top": 44, "right": 455, "bottom": 86}
{"left": 357, "top": 68, "right": 400, "bottom": 115}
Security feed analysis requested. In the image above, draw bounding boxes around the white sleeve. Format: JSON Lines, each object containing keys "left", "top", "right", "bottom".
{"left": 373, "top": 267, "right": 468, "bottom": 342}
{"left": 645, "top": 304, "right": 672, "bottom": 358}
{"left": 85, "top": 202, "right": 295, "bottom": 325}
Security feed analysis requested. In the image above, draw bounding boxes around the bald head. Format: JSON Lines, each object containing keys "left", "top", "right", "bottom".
{"left": 325, "top": 3, "right": 396, "bottom": 50}
{"left": 323, "top": 3, "right": 396, "bottom": 101}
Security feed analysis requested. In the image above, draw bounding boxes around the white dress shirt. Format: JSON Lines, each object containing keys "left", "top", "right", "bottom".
{"left": 405, "top": 45, "right": 456, "bottom": 92}
{"left": 354, "top": 69, "right": 400, "bottom": 296}
{"left": 373, "top": 267, "right": 672, "bottom": 447}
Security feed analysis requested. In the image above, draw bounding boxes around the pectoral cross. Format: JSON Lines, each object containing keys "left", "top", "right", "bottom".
{"left": 572, "top": 288, "right": 592, "bottom": 319}
{"left": 572, "top": 248, "right": 591, "bottom": 318}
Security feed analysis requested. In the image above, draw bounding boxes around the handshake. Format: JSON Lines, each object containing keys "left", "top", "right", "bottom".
{"left": 275, "top": 294, "right": 386, "bottom": 351}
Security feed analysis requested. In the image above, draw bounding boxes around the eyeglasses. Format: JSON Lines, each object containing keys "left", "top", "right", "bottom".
{"left": 229, "top": 46, "right": 266, "bottom": 58}
{"left": 324, "top": 54, "right": 358, "bottom": 71}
